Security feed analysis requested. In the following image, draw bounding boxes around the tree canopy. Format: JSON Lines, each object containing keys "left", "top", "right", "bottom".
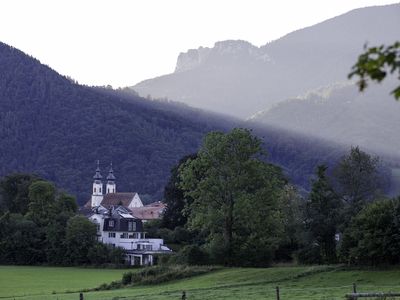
{"left": 179, "top": 128, "right": 287, "bottom": 266}
{"left": 332, "top": 146, "right": 381, "bottom": 217}
{"left": 349, "top": 41, "right": 400, "bottom": 100}
{"left": 0, "top": 174, "right": 122, "bottom": 266}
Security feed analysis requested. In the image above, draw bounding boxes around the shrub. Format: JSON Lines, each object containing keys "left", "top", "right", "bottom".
{"left": 296, "top": 243, "right": 322, "bottom": 265}
{"left": 169, "top": 245, "right": 209, "bottom": 265}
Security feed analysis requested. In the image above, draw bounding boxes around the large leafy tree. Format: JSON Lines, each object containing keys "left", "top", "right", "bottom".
{"left": 305, "top": 165, "right": 342, "bottom": 264}
{"left": 349, "top": 41, "right": 400, "bottom": 100}
{"left": 179, "top": 128, "right": 286, "bottom": 266}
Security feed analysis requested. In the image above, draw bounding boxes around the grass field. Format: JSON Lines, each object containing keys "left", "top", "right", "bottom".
{"left": 0, "top": 266, "right": 130, "bottom": 298}
{"left": 2, "top": 265, "right": 400, "bottom": 300}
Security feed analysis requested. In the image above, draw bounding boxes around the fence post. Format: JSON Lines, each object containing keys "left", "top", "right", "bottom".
{"left": 276, "top": 286, "right": 280, "bottom": 300}
{"left": 352, "top": 283, "right": 357, "bottom": 300}
{"left": 79, "top": 292, "right": 83, "bottom": 300}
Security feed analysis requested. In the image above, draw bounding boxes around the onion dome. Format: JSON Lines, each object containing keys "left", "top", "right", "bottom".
{"left": 93, "top": 160, "right": 102, "bottom": 180}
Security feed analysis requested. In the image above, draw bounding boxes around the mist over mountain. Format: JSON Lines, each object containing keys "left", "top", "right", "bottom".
{"left": 133, "top": 4, "right": 400, "bottom": 118}
{"left": 249, "top": 79, "right": 400, "bottom": 158}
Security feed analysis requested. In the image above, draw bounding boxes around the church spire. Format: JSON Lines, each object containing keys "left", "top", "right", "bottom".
{"left": 91, "top": 160, "right": 104, "bottom": 207}
{"left": 107, "top": 162, "right": 116, "bottom": 181}
{"left": 106, "top": 162, "right": 116, "bottom": 194}
{"left": 93, "top": 160, "right": 102, "bottom": 180}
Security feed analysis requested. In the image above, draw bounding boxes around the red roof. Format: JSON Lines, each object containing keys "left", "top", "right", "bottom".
{"left": 100, "top": 193, "right": 137, "bottom": 208}
{"left": 130, "top": 202, "right": 166, "bottom": 220}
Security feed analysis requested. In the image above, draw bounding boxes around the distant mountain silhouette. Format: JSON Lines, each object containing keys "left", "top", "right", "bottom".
{"left": 133, "top": 4, "right": 400, "bottom": 118}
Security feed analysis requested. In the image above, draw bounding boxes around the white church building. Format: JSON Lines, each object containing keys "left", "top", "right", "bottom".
{"left": 84, "top": 162, "right": 171, "bottom": 266}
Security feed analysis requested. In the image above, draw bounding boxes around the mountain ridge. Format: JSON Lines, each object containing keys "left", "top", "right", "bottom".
{"left": 133, "top": 3, "right": 400, "bottom": 118}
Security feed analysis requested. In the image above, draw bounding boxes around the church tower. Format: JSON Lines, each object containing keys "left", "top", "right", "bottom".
{"left": 91, "top": 161, "right": 104, "bottom": 207}
{"left": 106, "top": 163, "right": 116, "bottom": 194}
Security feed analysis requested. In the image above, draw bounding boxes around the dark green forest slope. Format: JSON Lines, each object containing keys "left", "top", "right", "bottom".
{"left": 0, "top": 42, "right": 235, "bottom": 203}
{"left": 0, "top": 42, "right": 394, "bottom": 203}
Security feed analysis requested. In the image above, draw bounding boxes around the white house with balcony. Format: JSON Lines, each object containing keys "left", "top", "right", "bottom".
{"left": 89, "top": 206, "right": 171, "bottom": 265}
{"left": 85, "top": 162, "right": 171, "bottom": 266}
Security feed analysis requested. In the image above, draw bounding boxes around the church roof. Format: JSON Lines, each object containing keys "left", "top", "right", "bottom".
{"left": 100, "top": 192, "right": 138, "bottom": 208}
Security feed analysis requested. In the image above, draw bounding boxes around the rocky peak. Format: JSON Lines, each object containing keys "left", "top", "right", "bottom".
{"left": 175, "top": 40, "right": 270, "bottom": 73}
{"left": 175, "top": 46, "right": 211, "bottom": 73}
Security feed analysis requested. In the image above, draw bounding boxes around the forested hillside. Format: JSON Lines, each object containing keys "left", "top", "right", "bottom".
{"left": 0, "top": 42, "right": 395, "bottom": 204}
{"left": 0, "top": 42, "right": 234, "bottom": 203}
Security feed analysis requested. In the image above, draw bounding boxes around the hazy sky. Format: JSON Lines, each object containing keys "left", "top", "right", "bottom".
{"left": 0, "top": 0, "right": 397, "bottom": 87}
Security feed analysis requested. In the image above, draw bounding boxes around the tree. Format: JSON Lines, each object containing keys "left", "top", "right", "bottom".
{"left": 179, "top": 128, "right": 286, "bottom": 266}
{"left": 0, "top": 173, "right": 40, "bottom": 214}
{"left": 276, "top": 184, "right": 304, "bottom": 261}
{"left": 26, "top": 181, "right": 56, "bottom": 226}
{"left": 349, "top": 41, "right": 400, "bottom": 100}
{"left": 333, "top": 146, "right": 381, "bottom": 217}
{"left": 65, "top": 215, "right": 97, "bottom": 264}
{"left": 305, "top": 165, "right": 342, "bottom": 264}
{"left": 162, "top": 154, "right": 197, "bottom": 229}
{"left": 0, "top": 213, "right": 44, "bottom": 264}
{"left": 340, "top": 197, "right": 400, "bottom": 265}
{"left": 45, "top": 193, "right": 78, "bottom": 265}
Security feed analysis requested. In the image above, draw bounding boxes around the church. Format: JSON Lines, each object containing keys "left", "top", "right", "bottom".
{"left": 83, "top": 162, "right": 171, "bottom": 266}
{"left": 85, "top": 162, "right": 144, "bottom": 209}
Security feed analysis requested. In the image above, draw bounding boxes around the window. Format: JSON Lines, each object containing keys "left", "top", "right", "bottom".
{"left": 109, "top": 220, "right": 114, "bottom": 227}
{"left": 99, "top": 187, "right": 102, "bottom": 193}
{"left": 94, "top": 187, "right": 96, "bottom": 193}
{"left": 108, "top": 232, "right": 116, "bottom": 238}
{"left": 137, "top": 244, "right": 152, "bottom": 250}
{"left": 128, "top": 221, "right": 136, "bottom": 231}
{"left": 121, "top": 233, "right": 128, "bottom": 239}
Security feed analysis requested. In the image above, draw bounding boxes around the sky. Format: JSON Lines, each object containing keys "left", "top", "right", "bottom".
{"left": 0, "top": 0, "right": 398, "bottom": 87}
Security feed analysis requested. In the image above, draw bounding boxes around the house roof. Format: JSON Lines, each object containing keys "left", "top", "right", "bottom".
{"left": 100, "top": 193, "right": 137, "bottom": 208}
{"left": 130, "top": 202, "right": 166, "bottom": 220}
{"left": 145, "top": 201, "right": 166, "bottom": 208}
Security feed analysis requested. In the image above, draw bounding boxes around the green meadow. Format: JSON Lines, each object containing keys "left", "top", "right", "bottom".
{"left": 2, "top": 265, "right": 400, "bottom": 300}
{"left": 0, "top": 266, "right": 130, "bottom": 299}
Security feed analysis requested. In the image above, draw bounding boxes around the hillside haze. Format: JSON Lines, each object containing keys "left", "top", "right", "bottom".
{"left": 133, "top": 4, "right": 400, "bottom": 118}
{"left": 249, "top": 79, "right": 400, "bottom": 158}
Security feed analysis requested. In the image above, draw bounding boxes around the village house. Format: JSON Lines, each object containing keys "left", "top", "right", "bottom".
{"left": 84, "top": 162, "right": 171, "bottom": 265}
